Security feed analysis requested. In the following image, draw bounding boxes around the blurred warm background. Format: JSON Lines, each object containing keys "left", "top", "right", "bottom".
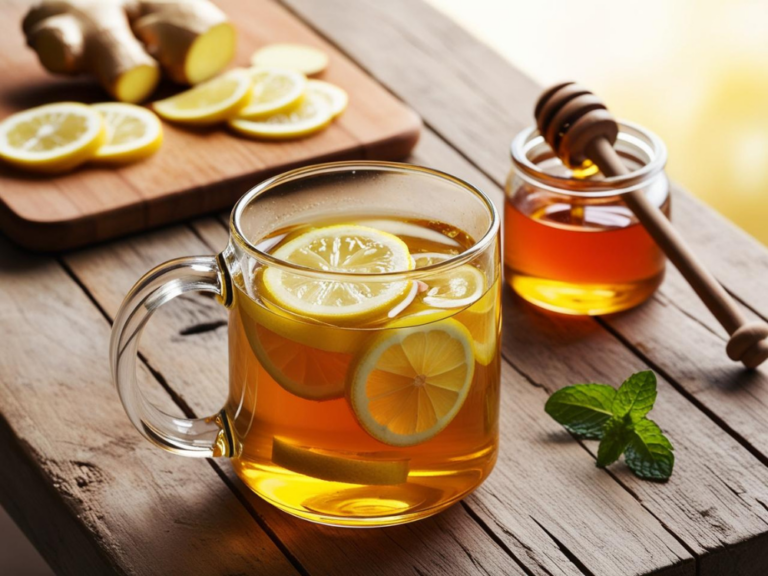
{"left": 428, "top": 0, "right": 768, "bottom": 245}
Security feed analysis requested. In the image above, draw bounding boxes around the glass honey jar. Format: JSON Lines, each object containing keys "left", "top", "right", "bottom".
{"left": 504, "top": 121, "right": 670, "bottom": 315}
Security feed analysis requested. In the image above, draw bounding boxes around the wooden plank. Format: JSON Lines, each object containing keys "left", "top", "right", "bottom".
{"left": 0, "top": 239, "right": 299, "bottom": 576}
{"left": 67, "top": 151, "right": 690, "bottom": 575}
{"left": 0, "top": 0, "right": 420, "bottom": 251}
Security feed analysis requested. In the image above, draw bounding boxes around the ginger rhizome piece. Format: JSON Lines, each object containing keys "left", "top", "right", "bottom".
{"left": 23, "top": 1, "right": 160, "bottom": 103}
{"left": 133, "top": 0, "right": 236, "bottom": 85}
{"left": 22, "top": 0, "right": 237, "bottom": 103}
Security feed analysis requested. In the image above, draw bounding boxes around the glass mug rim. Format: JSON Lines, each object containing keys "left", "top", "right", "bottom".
{"left": 230, "top": 161, "right": 500, "bottom": 282}
{"left": 510, "top": 120, "right": 668, "bottom": 199}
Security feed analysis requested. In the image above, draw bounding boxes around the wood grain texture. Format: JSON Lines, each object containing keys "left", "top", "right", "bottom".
{"left": 0, "top": 239, "right": 299, "bottom": 576}
{"left": 0, "top": 0, "right": 420, "bottom": 251}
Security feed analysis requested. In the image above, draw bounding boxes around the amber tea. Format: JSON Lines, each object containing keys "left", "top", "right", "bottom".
{"left": 226, "top": 216, "right": 500, "bottom": 526}
{"left": 112, "top": 162, "right": 501, "bottom": 528}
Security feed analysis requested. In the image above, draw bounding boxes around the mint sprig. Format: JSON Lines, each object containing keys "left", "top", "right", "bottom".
{"left": 545, "top": 371, "right": 674, "bottom": 481}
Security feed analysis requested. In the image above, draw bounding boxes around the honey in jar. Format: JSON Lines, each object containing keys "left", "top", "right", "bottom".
{"left": 504, "top": 122, "right": 669, "bottom": 315}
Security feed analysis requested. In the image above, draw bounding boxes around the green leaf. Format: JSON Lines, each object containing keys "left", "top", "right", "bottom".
{"left": 612, "top": 371, "right": 657, "bottom": 422}
{"left": 596, "top": 416, "right": 634, "bottom": 467}
{"left": 624, "top": 419, "right": 675, "bottom": 481}
{"left": 544, "top": 384, "right": 617, "bottom": 438}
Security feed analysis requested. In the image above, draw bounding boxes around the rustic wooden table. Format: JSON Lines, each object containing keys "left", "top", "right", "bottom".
{"left": 3, "top": 1, "right": 768, "bottom": 575}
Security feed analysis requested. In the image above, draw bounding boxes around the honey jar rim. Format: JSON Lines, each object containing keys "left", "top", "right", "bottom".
{"left": 510, "top": 120, "right": 668, "bottom": 198}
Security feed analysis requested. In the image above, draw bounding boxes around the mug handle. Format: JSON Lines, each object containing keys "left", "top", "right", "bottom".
{"left": 110, "top": 254, "right": 235, "bottom": 458}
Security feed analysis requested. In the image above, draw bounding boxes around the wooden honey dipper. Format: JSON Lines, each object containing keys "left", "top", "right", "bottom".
{"left": 535, "top": 82, "right": 768, "bottom": 369}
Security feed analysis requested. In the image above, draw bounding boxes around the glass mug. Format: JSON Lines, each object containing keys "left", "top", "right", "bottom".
{"left": 111, "top": 162, "right": 501, "bottom": 527}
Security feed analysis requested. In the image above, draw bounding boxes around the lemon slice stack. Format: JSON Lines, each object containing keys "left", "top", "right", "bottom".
{"left": 152, "top": 43, "right": 347, "bottom": 140}
{"left": 0, "top": 102, "right": 163, "bottom": 173}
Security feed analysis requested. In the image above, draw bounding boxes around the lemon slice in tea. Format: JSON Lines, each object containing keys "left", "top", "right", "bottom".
{"left": 455, "top": 277, "right": 500, "bottom": 366}
{"left": 412, "top": 253, "right": 485, "bottom": 309}
{"left": 348, "top": 319, "right": 475, "bottom": 447}
{"left": 272, "top": 437, "right": 409, "bottom": 485}
{"left": 242, "top": 318, "right": 351, "bottom": 400}
{"left": 0, "top": 102, "right": 105, "bottom": 173}
{"left": 261, "top": 224, "right": 413, "bottom": 325}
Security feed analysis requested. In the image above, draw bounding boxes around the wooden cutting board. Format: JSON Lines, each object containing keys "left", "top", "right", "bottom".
{"left": 0, "top": 0, "right": 421, "bottom": 251}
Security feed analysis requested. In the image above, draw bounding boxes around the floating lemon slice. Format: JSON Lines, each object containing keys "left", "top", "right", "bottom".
{"left": 261, "top": 225, "right": 413, "bottom": 325}
{"left": 251, "top": 43, "right": 329, "bottom": 76}
{"left": 238, "top": 68, "right": 307, "bottom": 119}
{"left": 91, "top": 103, "right": 163, "bottom": 164}
{"left": 272, "top": 437, "right": 409, "bottom": 485}
{"left": 241, "top": 315, "right": 351, "bottom": 400}
{"left": 348, "top": 319, "right": 475, "bottom": 447}
{"left": 237, "top": 287, "right": 361, "bottom": 354}
{"left": 307, "top": 80, "right": 348, "bottom": 117}
{"left": 412, "top": 253, "right": 485, "bottom": 309}
{"left": 0, "top": 102, "right": 105, "bottom": 173}
{"left": 153, "top": 69, "right": 252, "bottom": 125}
{"left": 455, "top": 277, "right": 500, "bottom": 366}
{"left": 228, "top": 90, "right": 333, "bottom": 139}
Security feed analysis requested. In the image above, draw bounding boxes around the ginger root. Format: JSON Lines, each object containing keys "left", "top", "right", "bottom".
{"left": 22, "top": 0, "right": 237, "bottom": 103}
{"left": 133, "top": 0, "right": 236, "bottom": 85}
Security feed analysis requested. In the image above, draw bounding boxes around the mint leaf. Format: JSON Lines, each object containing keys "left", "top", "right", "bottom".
{"left": 596, "top": 416, "right": 634, "bottom": 467}
{"left": 544, "top": 384, "right": 617, "bottom": 439}
{"left": 624, "top": 419, "right": 675, "bottom": 481}
{"left": 612, "top": 371, "right": 657, "bottom": 422}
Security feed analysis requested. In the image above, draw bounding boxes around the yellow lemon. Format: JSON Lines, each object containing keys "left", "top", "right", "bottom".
{"left": 153, "top": 69, "right": 252, "bottom": 125}
{"left": 0, "top": 102, "right": 105, "bottom": 173}
{"left": 261, "top": 225, "right": 413, "bottom": 325}
{"left": 307, "top": 79, "right": 348, "bottom": 117}
{"left": 238, "top": 67, "right": 307, "bottom": 118}
{"left": 228, "top": 90, "right": 333, "bottom": 139}
{"left": 91, "top": 103, "right": 162, "bottom": 164}
{"left": 272, "top": 437, "right": 409, "bottom": 485}
{"left": 348, "top": 319, "right": 475, "bottom": 447}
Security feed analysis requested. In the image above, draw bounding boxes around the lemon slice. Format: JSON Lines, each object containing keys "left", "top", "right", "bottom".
{"left": 261, "top": 225, "right": 413, "bottom": 324}
{"left": 91, "top": 103, "right": 162, "bottom": 164}
{"left": 0, "top": 102, "right": 105, "bottom": 173}
{"left": 228, "top": 90, "right": 333, "bottom": 139}
{"left": 251, "top": 43, "right": 329, "bottom": 76}
{"left": 307, "top": 80, "right": 348, "bottom": 117}
{"left": 272, "top": 437, "right": 409, "bottom": 485}
{"left": 153, "top": 69, "right": 252, "bottom": 125}
{"left": 412, "top": 253, "right": 485, "bottom": 309}
{"left": 239, "top": 68, "right": 307, "bottom": 119}
{"left": 237, "top": 288, "right": 361, "bottom": 354}
{"left": 241, "top": 315, "right": 351, "bottom": 400}
{"left": 348, "top": 319, "right": 475, "bottom": 447}
{"left": 455, "top": 278, "right": 500, "bottom": 366}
